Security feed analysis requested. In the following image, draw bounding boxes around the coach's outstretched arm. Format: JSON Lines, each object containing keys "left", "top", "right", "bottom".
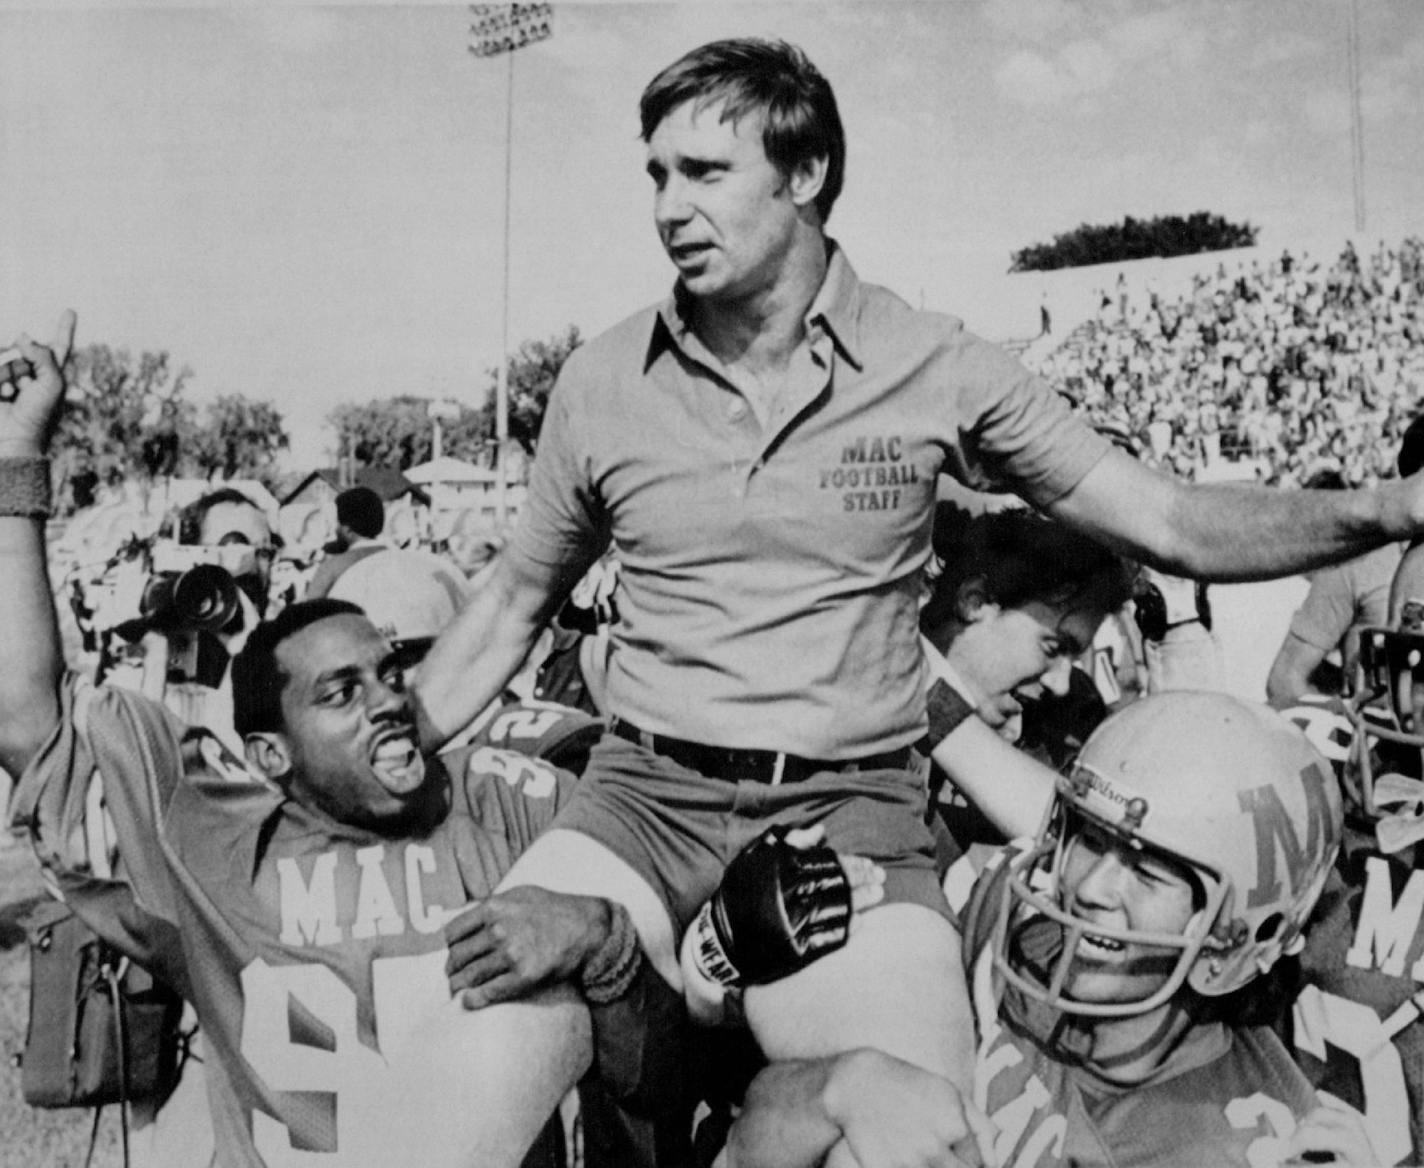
{"left": 1048, "top": 445, "right": 1418, "bottom": 582}
{"left": 0, "top": 312, "right": 76, "bottom": 782}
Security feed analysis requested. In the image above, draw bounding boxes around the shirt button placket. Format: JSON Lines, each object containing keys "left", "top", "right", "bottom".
{"left": 727, "top": 398, "right": 751, "bottom": 495}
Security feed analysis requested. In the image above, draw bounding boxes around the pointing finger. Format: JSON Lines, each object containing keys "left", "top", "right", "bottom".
{"left": 51, "top": 310, "right": 76, "bottom": 368}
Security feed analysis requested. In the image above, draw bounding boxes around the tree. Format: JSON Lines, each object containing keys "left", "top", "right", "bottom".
{"left": 189, "top": 395, "right": 291, "bottom": 484}
{"left": 326, "top": 325, "right": 582, "bottom": 471}
{"left": 52, "top": 344, "right": 196, "bottom": 512}
{"left": 494, "top": 325, "right": 582, "bottom": 455}
{"left": 328, "top": 396, "right": 488, "bottom": 470}
{"left": 1009, "top": 212, "right": 1258, "bottom": 272}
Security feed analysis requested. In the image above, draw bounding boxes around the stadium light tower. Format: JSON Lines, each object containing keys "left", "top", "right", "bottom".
{"left": 468, "top": 3, "right": 553, "bottom": 524}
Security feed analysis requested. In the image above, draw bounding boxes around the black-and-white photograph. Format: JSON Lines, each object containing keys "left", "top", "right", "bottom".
{"left": 2, "top": 2, "right": 1423, "bottom": 1165}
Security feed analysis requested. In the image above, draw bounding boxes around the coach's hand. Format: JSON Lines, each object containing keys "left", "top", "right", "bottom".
{"left": 1, "top": 311, "right": 75, "bottom": 457}
{"left": 444, "top": 885, "right": 613, "bottom": 1009}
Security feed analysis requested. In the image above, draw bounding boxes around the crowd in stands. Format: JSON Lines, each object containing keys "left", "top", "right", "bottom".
{"left": 1037, "top": 236, "right": 1424, "bottom": 486}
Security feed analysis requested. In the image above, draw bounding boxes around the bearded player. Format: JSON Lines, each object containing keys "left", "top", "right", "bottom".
{"left": 1281, "top": 538, "right": 1424, "bottom": 1167}
{"left": 722, "top": 693, "right": 1375, "bottom": 1167}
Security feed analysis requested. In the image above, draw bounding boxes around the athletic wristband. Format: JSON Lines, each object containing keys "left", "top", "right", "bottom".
{"left": 581, "top": 901, "right": 641, "bottom": 1004}
{"left": 926, "top": 677, "right": 977, "bottom": 746}
{"left": 921, "top": 633, "right": 980, "bottom": 746}
{"left": 0, "top": 457, "right": 51, "bottom": 519}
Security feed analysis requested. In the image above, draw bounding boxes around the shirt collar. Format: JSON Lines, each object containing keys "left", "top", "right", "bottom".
{"left": 646, "top": 238, "right": 864, "bottom": 372}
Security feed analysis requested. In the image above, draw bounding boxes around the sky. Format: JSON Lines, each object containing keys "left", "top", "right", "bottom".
{"left": 3, "top": 0, "right": 1422, "bottom": 467}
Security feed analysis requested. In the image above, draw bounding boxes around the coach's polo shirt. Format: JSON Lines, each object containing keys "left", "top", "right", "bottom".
{"left": 514, "top": 244, "right": 1109, "bottom": 758}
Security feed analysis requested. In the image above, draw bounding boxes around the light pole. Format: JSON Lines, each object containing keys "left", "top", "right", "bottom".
{"left": 468, "top": 3, "right": 553, "bottom": 526}
{"left": 1346, "top": 0, "right": 1366, "bottom": 234}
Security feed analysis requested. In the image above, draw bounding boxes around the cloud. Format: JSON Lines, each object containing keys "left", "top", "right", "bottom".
{"left": 1302, "top": 87, "right": 1350, "bottom": 136}
{"left": 1367, "top": 33, "right": 1424, "bottom": 121}
{"left": 234, "top": 8, "right": 345, "bottom": 56}
{"left": 1246, "top": 30, "right": 1325, "bottom": 69}
{"left": 989, "top": 2, "right": 1208, "bottom": 109}
{"left": 994, "top": 48, "right": 1074, "bottom": 106}
{"left": 993, "top": 37, "right": 1115, "bottom": 107}
{"left": 981, "top": 0, "right": 1079, "bottom": 44}
{"left": 1105, "top": 7, "right": 1208, "bottom": 68}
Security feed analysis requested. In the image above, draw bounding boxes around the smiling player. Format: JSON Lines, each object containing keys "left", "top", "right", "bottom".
{"left": 725, "top": 693, "right": 1378, "bottom": 1168}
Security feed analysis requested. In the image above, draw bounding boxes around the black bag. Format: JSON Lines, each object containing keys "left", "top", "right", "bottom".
{"left": 20, "top": 900, "right": 184, "bottom": 1110}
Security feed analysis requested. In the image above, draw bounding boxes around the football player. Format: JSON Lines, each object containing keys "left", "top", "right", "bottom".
{"left": 1281, "top": 538, "right": 1424, "bottom": 1167}
{"left": 723, "top": 693, "right": 1375, "bottom": 1167}
{"left": 0, "top": 316, "right": 651, "bottom": 1168}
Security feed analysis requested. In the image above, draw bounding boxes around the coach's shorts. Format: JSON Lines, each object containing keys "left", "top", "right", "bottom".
{"left": 549, "top": 732, "right": 949, "bottom": 932}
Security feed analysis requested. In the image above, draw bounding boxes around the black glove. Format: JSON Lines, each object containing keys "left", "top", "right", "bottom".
{"left": 687, "top": 827, "right": 853, "bottom": 989}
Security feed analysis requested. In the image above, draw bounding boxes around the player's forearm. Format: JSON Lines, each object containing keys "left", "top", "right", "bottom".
{"left": 726, "top": 1056, "right": 849, "bottom": 1168}
{"left": 932, "top": 715, "right": 1054, "bottom": 840}
{"left": 0, "top": 514, "right": 63, "bottom": 778}
{"left": 415, "top": 560, "right": 553, "bottom": 749}
{"left": 1265, "top": 632, "right": 1326, "bottom": 709}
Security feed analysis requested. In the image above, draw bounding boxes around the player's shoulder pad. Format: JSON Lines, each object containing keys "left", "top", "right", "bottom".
{"left": 470, "top": 700, "right": 604, "bottom": 776}
{"left": 944, "top": 839, "right": 1028, "bottom": 943}
{"left": 455, "top": 744, "right": 567, "bottom": 804}
{"left": 1281, "top": 694, "right": 1357, "bottom": 766}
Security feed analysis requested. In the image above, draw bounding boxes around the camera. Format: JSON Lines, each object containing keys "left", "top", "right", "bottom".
{"left": 70, "top": 540, "right": 260, "bottom": 692}
{"left": 127, "top": 542, "right": 252, "bottom": 638}
{"left": 76, "top": 540, "right": 253, "bottom": 643}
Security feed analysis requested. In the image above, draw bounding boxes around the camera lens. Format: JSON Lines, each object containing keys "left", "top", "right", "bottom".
{"left": 170, "top": 564, "right": 241, "bottom": 632}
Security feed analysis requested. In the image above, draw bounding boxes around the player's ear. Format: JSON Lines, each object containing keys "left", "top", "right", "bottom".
{"left": 956, "top": 577, "right": 997, "bottom": 623}
{"left": 245, "top": 732, "right": 293, "bottom": 783}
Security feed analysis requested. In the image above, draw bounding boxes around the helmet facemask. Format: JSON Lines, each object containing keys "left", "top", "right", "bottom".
{"left": 1352, "top": 624, "right": 1424, "bottom": 824}
{"left": 992, "top": 782, "right": 1233, "bottom": 1019}
{"left": 992, "top": 692, "right": 1343, "bottom": 1020}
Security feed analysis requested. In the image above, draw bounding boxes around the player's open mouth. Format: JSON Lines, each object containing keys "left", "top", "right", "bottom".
{"left": 369, "top": 728, "right": 425, "bottom": 793}
{"left": 1076, "top": 932, "right": 1126, "bottom": 958}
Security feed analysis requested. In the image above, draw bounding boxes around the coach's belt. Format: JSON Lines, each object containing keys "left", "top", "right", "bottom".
{"left": 608, "top": 717, "right": 911, "bottom": 785}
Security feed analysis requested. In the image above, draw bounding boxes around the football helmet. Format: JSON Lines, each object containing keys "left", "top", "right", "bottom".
{"left": 1347, "top": 541, "right": 1424, "bottom": 819}
{"left": 327, "top": 549, "right": 470, "bottom": 659}
{"left": 992, "top": 691, "right": 1342, "bottom": 1017}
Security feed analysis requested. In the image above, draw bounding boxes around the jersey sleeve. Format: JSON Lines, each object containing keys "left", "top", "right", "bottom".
{"left": 943, "top": 841, "right": 1024, "bottom": 973}
{"left": 448, "top": 744, "right": 577, "bottom": 856}
{"left": 467, "top": 699, "right": 605, "bottom": 776}
{"left": 7, "top": 673, "right": 193, "bottom": 987}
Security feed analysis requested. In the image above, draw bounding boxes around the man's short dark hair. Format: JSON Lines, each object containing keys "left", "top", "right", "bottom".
{"left": 232, "top": 599, "right": 364, "bottom": 737}
{"left": 179, "top": 487, "right": 266, "bottom": 547}
{"left": 639, "top": 38, "right": 846, "bottom": 224}
{"left": 922, "top": 509, "right": 1137, "bottom": 635}
{"left": 335, "top": 486, "right": 385, "bottom": 539}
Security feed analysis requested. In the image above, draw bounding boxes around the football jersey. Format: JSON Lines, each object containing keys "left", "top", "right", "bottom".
{"left": 1283, "top": 695, "right": 1424, "bottom": 1167}
{"left": 10, "top": 673, "right": 575, "bottom": 1168}
{"left": 455, "top": 696, "right": 604, "bottom": 777}
{"left": 951, "top": 848, "right": 1319, "bottom": 1168}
